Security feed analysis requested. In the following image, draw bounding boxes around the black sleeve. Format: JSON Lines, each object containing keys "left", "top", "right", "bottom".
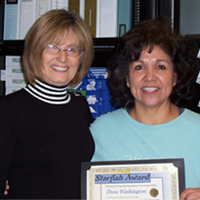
{"left": 0, "top": 97, "right": 17, "bottom": 198}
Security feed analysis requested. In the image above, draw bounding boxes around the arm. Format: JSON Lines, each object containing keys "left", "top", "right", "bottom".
{"left": 180, "top": 188, "right": 200, "bottom": 200}
{"left": 0, "top": 98, "right": 16, "bottom": 197}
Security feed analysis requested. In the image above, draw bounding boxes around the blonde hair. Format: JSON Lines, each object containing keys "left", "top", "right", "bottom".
{"left": 23, "top": 9, "right": 94, "bottom": 87}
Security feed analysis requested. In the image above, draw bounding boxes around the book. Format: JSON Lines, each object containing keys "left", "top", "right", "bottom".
{"left": 19, "top": 0, "right": 36, "bottom": 39}
{"left": 68, "top": 0, "right": 79, "bottom": 14}
{"left": 35, "top": 0, "right": 52, "bottom": 20}
{"left": 84, "top": 0, "right": 97, "bottom": 37}
{"left": 79, "top": 0, "right": 85, "bottom": 20}
{"left": 117, "top": 0, "right": 132, "bottom": 37}
{"left": 51, "top": 0, "right": 68, "bottom": 10}
{"left": 3, "top": 0, "right": 21, "bottom": 40}
{"left": 96, "top": 0, "right": 118, "bottom": 38}
{"left": 0, "top": 0, "right": 5, "bottom": 40}
{"left": 5, "top": 55, "right": 25, "bottom": 95}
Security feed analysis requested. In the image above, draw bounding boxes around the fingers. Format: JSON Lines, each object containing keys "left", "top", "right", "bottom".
{"left": 180, "top": 188, "right": 200, "bottom": 200}
{"left": 4, "top": 180, "right": 10, "bottom": 196}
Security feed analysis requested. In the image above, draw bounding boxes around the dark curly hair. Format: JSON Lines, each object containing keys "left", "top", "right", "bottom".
{"left": 107, "top": 16, "right": 200, "bottom": 110}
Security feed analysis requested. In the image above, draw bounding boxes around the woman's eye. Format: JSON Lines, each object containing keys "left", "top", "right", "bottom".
{"left": 48, "top": 45, "right": 58, "bottom": 51}
{"left": 68, "top": 48, "right": 76, "bottom": 52}
{"left": 135, "top": 65, "right": 143, "bottom": 70}
{"left": 158, "top": 65, "right": 166, "bottom": 70}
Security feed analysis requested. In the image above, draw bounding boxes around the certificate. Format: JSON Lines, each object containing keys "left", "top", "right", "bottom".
{"left": 81, "top": 159, "right": 185, "bottom": 200}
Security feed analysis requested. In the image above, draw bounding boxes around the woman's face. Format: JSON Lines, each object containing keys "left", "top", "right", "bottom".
{"left": 127, "top": 45, "right": 177, "bottom": 109}
{"left": 41, "top": 28, "right": 81, "bottom": 86}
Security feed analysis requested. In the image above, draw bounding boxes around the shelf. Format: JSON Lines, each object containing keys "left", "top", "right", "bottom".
{"left": 0, "top": 40, "right": 24, "bottom": 55}
{"left": 0, "top": 38, "right": 120, "bottom": 67}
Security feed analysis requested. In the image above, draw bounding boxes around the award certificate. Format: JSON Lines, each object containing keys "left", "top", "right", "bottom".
{"left": 81, "top": 159, "right": 185, "bottom": 200}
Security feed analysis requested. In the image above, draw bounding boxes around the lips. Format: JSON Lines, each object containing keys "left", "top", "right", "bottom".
{"left": 142, "top": 87, "right": 159, "bottom": 92}
{"left": 50, "top": 65, "right": 69, "bottom": 72}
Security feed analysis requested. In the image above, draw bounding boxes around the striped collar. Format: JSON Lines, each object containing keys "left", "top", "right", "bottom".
{"left": 24, "top": 79, "right": 71, "bottom": 105}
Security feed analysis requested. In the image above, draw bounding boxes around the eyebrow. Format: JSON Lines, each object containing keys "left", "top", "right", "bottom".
{"left": 156, "top": 59, "right": 170, "bottom": 64}
{"left": 134, "top": 59, "right": 170, "bottom": 64}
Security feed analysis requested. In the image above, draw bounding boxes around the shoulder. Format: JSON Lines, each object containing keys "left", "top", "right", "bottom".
{"left": 68, "top": 90, "right": 93, "bottom": 121}
{"left": 0, "top": 89, "right": 25, "bottom": 105}
{"left": 68, "top": 90, "right": 88, "bottom": 105}
{"left": 177, "top": 109, "right": 200, "bottom": 129}
{"left": 182, "top": 109, "right": 200, "bottom": 122}
{"left": 0, "top": 89, "right": 27, "bottom": 121}
{"left": 90, "top": 108, "right": 126, "bottom": 131}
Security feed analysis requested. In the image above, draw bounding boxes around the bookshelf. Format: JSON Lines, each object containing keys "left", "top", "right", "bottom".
{"left": 0, "top": 0, "right": 180, "bottom": 98}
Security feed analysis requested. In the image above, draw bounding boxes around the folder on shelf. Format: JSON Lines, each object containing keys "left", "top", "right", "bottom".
{"left": 51, "top": 0, "right": 69, "bottom": 10}
{"left": 35, "top": 0, "right": 51, "bottom": 20}
{"left": 69, "top": 0, "right": 80, "bottom": 14}
{"left": 84, "top": 0, "right": 97, "bottom": 37}
{"left": 96, "top": 0, "right": 118, "bottom": 38}
{"left": 4, "top": 0, "right": 20, "bottom": 40}
{"left": 117, "top": 0, "right": 132, "bottom": 37}
{"left": 19, "top": 0, "right": 36, "bottom": 39}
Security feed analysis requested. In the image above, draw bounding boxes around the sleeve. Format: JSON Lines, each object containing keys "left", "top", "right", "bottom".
{"left": 0, "top": 98, "right": 17, "bottom": 197}
{"left": 72, "top": 92, "right": 94, "bottom": 125}
{"left": 89, "top": 115, "right": 109, "bottom": 161}
{"left": 82, "top": 96, "right": 94, "bottom": 125}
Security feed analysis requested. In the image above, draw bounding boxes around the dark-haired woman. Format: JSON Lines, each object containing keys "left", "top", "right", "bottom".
{"left": 90, "top": 17, "right": 200, "bottom": 199}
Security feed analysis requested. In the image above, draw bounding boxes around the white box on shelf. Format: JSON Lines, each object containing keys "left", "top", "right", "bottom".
{"left": 6, "top": 56, "right": 22, "bottom": 67}
{"left": 5, "top": 77, "right": 26, "bottom": 88}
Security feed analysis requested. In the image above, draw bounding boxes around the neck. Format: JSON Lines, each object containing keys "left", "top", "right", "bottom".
{"left": 24, "top": 79, "right": 71, "bottom": 105}
{"left": 129, "top": 102, "right": 179, "bottom": 125}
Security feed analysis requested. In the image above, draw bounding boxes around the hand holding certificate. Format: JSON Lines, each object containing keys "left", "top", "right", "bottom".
{"left": 81, "top": 159, "right": 185, "bottom": 200}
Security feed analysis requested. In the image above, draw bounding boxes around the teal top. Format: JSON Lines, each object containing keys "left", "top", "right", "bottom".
{"left": 90, "top": 108, "right": 200, "bottom": 188}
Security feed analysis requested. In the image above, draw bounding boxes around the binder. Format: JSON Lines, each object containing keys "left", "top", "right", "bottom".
{"left": 79, "top": 0, "right": 85, "bottom": 20}
{"left": 35, "top": 0, "right": 52, "bottom": 20}
{"left": 69, "top": 0, "right": 80, "bottom": 14}
{"left": 19, "top": 0, "right": 36, "bottom": 39}
{"left": 84, "top": 0, "right": 97, "bottom": 37}
{"left": 96, "top": 0, "right": 118, "bottom": 38}
{"left": 3, "top": 0, "right": 20, "bottom": 40}
{"left": 51, "top": 0, "right": 68, "bottom": 10}
{"left": 117, "top": 0, "right": 132, "bottom": 37}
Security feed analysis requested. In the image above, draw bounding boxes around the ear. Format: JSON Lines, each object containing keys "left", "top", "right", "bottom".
{"left": 173, "top": 73, "right": 177, "bottom": 87}
{"left": 126, "top": 76, "right": 130, "bottom": 87}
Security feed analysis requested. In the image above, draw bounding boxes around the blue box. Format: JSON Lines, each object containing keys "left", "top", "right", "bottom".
{"left": 71, "top": 77, "right": 86, "bottom": 90}
{"left": 87, "top": 91, "right": 100, "bottom": 118}
{"left": 87, "top": 91, "right": 100, "bottom": 102}
{"left": 99, "top": 101, "right": 112, "bottom": 114}
{"left": 87, "top": 67, "right": 108, "bottom": 79}
{"left": 91, "top": 112, "right": 101, "bottom": 119}
{"left": 101, "top": 90, "right": 111, "bottom": 101}
{"left": 100, "top": 79, "right": 109, "bottom": 90}
{"left": 86, "top": 79, "right": 100, "bottom": 90}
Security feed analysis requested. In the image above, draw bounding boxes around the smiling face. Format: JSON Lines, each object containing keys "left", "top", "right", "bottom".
{"left": 41, "top": 28, "right": 81, "bottom": 86}
{"left": 127, "top": 45, "right": 177, "bottom": 109}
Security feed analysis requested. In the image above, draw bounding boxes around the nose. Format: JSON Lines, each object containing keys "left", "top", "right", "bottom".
{"left": 57, "top": 50, "right": 67, "bottom": 63}
{"left": 144, "top": 68, "right": 157, "bottom": 81}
